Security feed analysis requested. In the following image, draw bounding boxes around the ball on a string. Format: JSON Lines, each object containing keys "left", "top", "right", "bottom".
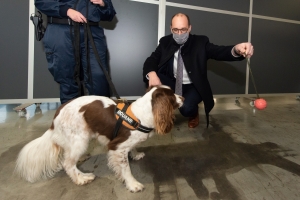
{"left": 254, "top": 98, "right": 267, "bottom": 110}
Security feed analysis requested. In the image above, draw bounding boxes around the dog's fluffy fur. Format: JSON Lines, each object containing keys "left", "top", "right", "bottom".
{"left": 15, "top": 86, "right": 183, "bottom": 192}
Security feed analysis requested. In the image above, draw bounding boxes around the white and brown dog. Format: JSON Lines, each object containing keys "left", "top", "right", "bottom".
{"left": 15, "top": 85, "right": 183, "bottom": 192}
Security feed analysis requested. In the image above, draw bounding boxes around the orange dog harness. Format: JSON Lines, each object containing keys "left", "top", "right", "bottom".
{"left": 113, "top": 103, "right": 153, "bottom": 138}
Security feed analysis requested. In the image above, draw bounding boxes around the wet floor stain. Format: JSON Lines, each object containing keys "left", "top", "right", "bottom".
{"left": 2, "top": 115, "right": 300, "bottom": 200}
{"left": 134, "top": 118, "right": 300, "bottom": 200}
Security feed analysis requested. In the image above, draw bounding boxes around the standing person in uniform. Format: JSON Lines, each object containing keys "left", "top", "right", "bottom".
{"left": 143, "top": 13, "right": 254, "bottom": 128}
{"left": 35, "top": 0, "right": 116, "bottom": 104}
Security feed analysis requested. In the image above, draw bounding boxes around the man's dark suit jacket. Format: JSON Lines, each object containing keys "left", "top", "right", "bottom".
{"left": 143, "top": 34, "right": 244, "bottom": 120}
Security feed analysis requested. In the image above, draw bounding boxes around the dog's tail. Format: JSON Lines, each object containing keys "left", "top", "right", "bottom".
{"left": 15, "top": 129, "right": 63, "bottom": 183}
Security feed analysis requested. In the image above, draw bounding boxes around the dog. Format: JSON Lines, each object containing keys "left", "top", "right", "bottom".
{"left": 15, "top": 85, "right": 183, "bottom": 192}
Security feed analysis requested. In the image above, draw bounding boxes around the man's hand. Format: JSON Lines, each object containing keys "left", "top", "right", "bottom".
{"left": 90, "top": 0, "right": 105, "bottom": 6}
{"left": 234, "top": 42, "right": 254, "bottom": 58}
{"left": 148, "top": 71, "right": 162, "bottom": 87}
{"left": 67, "top": 9, "right": 87, "bottom": 23}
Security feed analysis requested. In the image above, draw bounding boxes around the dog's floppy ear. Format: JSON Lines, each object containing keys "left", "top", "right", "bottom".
{"left": 151, "top": 88, "right": 175, "bottom": 134}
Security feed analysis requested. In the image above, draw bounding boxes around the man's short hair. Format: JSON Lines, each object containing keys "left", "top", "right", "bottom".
{"left": 171, "top": 13, "right": 190, "bottom": 26}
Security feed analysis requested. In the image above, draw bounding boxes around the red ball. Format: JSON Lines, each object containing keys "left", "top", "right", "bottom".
{"left": 255, "top": 98, "right": 267, "bottom": 110}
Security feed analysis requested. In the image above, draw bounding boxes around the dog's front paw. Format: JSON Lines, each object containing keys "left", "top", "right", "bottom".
{"left": 126, "top": 181, "right": 145, "bottom": 193}
{"left": 75, "top": 173, "right": 96, "bottom": 185}
{"left": 131, "top": 152, "right": 145, "bottom": 160}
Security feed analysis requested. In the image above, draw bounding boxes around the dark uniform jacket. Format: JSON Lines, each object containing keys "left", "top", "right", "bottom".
{"left": 35, "top": 0, "right": 115, "bottom": 22}
{"left": 143, "top": 34, "right": 244, "bottom": 118}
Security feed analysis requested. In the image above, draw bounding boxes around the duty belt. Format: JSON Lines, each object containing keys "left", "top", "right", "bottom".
{"left": 47, "top": 17, "right": 99, "bottom": 26}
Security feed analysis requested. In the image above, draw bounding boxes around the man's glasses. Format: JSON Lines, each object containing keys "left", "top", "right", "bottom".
{"left": 172, "top": 28, "right": 189, "bottom": 34}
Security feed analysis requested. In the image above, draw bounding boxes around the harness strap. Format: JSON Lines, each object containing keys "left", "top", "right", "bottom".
{"left": 136, "top": 124, "right": 153, "bottom": 133}
{"left": 113, "top": 103, "right": 130, "bottom": 139}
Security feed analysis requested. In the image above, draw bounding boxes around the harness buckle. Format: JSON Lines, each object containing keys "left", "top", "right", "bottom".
{"left": 133, "top": 121, "right": 140, "bottom": 129}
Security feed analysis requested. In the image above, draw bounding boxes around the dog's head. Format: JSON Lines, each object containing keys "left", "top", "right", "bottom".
{"left": 146, "top": 85, "right": 184, "bottom": 135}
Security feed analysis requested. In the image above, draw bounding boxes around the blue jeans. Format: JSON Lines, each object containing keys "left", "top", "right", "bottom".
{"left": 157, "top": 73, "right": 202, "bottom": 118}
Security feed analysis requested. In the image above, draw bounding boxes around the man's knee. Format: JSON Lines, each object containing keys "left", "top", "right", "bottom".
{"left": 179, "top": 103, "right": 198, "bottom": 117}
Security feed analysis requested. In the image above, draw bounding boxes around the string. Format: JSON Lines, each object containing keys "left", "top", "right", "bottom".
{"left": 245, "top": 54, "right": 260, "bottom": 99}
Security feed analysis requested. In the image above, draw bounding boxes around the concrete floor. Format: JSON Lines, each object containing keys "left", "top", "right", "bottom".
{"left": 0, "top": 95, "right": 300, "bottom": 200}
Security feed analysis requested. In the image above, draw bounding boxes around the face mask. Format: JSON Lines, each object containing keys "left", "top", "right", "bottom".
{"left": 173, "top": 32, "right": 189, "bottom": 45}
